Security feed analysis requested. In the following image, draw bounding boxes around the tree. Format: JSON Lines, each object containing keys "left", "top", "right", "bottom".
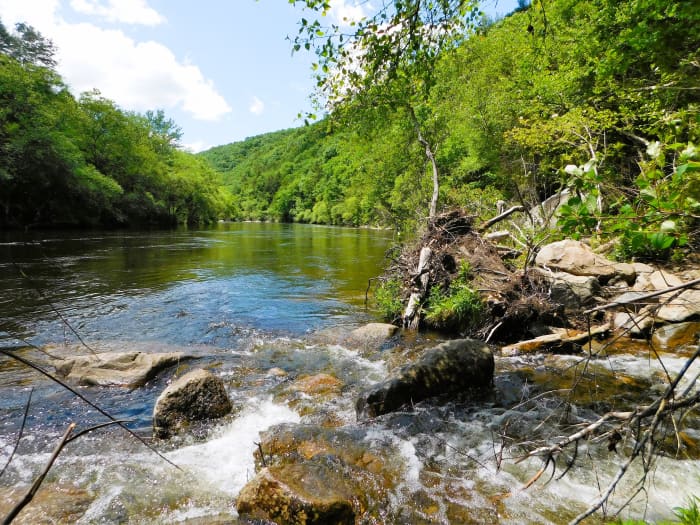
{"left": 289, "top": 0, "right": 483, "bottom": 219}
{"left": 0, "top": 20, "right": 57, "bottom": 69}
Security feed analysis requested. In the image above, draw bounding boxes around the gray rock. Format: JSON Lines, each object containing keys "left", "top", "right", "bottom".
{"left": 529, "top": 189, "right": 571, "bottom": 228}
{"left": 53, "top": 351, "right": 187, "bottom": 387}
{"left": 535, "top": 268, "right": 601, "bottom": 310}
{"left": 348, "top": 323, "right": 398, "bottom": 343}
{"left": 536, "top": 239, "right": 635, "bottom": 283}
{"left": 657, "top": 289, "right": 700, "bottom": 323}
{"left": 153, "top": 368, "right": 232, "bottom": 439}
{"left": 356, "top": 339, "right": 494, "bottom": 419}
{"left": 613, "top": 307, "right": 656, "bottom": 337}
{"left": 237, "top": 464, "right": 356, "bottom": 525}
{"left": 610, "top": 291, "right": 656, "bottom": 313}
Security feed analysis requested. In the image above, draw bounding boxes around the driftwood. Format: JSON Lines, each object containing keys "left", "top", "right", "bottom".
{"left": 403, "top": 247, "right": 432, "bottom": 329}
{"left": 501, "top": 324, "right": 611, "bottom": 356}
{"left": 478, "top": 206, "right": 525, "bottom": 231}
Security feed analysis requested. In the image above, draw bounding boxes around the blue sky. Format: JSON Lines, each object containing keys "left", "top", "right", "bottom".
{"left": 0, "top": 0, "right": 520, "bottom": 152}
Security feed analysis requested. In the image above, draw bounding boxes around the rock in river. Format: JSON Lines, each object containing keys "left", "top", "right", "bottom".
{"left": 237, "top": 463, "right": 356, "bottom": 525}
{"left": 53, "top": 351, "right": 188, "bottom": 387}
{"left": 153, "top": 368, "right": 232, "bottom": 439}
{"left": 356, "top": 339, "right": 494, "bottom": 419}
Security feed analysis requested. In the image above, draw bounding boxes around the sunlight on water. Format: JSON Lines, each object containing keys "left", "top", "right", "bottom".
{"left": 168, "top": 397, "right": 300, "bottom": 495}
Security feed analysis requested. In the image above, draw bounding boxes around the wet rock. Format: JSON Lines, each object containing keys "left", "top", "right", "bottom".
{"left": 535, "top": 268, "right": 601, "bottom": 310}
{"left": 237, "top": 463, "right": 356, "bottom": 525}
{"left": 613, "top": 306, "right": 656, "bottom": 337}
{"left": 290, "top": 373, "right": 343, "bottom": 396}
{"left": 153, "top": 368, "right": 232, "bottom": 439}
{"left": 267, "top": 367, "right": 288, "bottom": 377}
{"left": 255, "top": 424, "right": 393, "bottom": 476}
{"left": 657, "top": 289, "right": 700, "bottom": 323}
{"left": 53, "top": 351, "right": 188, "bottom": 387}
{"left": 0, "top": 485, "right": 93, "bottom": 525}
{"left": 347, "top": 323, "right": 398, "bottom": 345}
{"left": 501, "top": 324, "right": 611, "bottom": 356}
{"left": 651, "top": 322, "right": 700, "bottom": 351}
{"left": 356, "top": 339, "right": 494, "bottom": 419}
{"left": 535, "top": 239, "right": 635, "bottom": 283}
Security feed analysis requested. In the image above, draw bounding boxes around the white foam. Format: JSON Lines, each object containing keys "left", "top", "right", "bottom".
{"left": 168, "top": 397, "right": 299, "bottom": 494}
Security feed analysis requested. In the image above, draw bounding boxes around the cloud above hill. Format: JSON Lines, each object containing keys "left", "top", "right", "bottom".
{"left": 0, "top": 0, "right": 231, "bottom": 121}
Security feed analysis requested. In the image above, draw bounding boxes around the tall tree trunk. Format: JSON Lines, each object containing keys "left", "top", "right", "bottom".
{"left": 408, "top": 106, "right": 439, "bottom": 219}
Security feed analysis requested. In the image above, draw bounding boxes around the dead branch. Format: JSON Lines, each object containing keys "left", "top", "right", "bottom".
{"left": 584, "top": 277, "right": 700, "bottom": 315}
{"left": 478, "top": 206, "right": 525, "bottom": 231}
{"left": 518, "top": 345, "right": 700, "bottom": 523}
{"left": 2, "top": 423, "right": 75, "bottom": 525}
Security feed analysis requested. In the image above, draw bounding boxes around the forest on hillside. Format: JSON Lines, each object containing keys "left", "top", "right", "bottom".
{"left": 0, "top": 22, "right": 232, "bottom": 229}
{"left": 202, "top": 0, "right": 698, "bottom": 260}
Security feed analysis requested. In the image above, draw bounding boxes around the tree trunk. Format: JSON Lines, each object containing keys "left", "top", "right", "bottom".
{"left": 408, "top": 106, "right": 439, "bottom": 219}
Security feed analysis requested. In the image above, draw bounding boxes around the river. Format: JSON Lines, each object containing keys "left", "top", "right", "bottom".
{"left": 0, "top": 223, "right": 698, "bottom": 524}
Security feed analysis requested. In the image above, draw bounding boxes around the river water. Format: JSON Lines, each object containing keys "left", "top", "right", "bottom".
{"left": 0, "top": 223, "right": 698, "bottom": 524}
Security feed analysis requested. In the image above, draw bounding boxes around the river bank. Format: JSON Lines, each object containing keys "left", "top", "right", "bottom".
{"left": 1, "top": 224, "right": 699, "bottom": 523}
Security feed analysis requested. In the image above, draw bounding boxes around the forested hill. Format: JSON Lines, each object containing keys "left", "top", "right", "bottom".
{"left": 201, "top": 0, "right": 698, "bottom": 258}
{"left": 0, "top": 22, "right": 232, "bottom": 230}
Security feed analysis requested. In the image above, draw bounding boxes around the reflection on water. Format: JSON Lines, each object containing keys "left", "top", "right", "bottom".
{"left": 0, "top": 223, "right": 395, "bottom": 345}
{"left": 1, "top": 224, "right": 698, "bottom": 523}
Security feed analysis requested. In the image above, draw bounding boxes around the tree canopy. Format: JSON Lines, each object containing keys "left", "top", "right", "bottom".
{"left": 0, "top": 20, "right": 232, "bottom": 229}
{"left": 205, "top": 0, "right": 698, "bottom": 257}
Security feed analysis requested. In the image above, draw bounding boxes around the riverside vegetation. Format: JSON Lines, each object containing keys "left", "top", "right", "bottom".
{"left": 2, "top": 0, "right": 700, "bottom": 523}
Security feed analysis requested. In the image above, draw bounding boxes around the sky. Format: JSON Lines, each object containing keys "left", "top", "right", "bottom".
{"left": 0, "top": 0, "right": 520, "bottom": 153}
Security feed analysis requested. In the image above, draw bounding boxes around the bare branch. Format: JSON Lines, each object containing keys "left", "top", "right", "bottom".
{"left": 2, "top": 423, "right": 75, "bottom": 525}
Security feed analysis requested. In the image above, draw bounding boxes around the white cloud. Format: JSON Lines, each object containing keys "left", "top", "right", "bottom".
{"left": 0, "top": 0, "right": 61, "bottom": 31}
{"left": 249, "top": 96, "right": 265, "bottom": 116}
{"left": 181, "top": 140, "right": 211, "bottom": 154}
{"left": 0, "top": 0, "right": 231, "bottom": 121}
{"left": 69, "top": 0, "right": 165, "bottom": 26}
{"left": 328, "top": 0, "right": 369, "bottom": 26}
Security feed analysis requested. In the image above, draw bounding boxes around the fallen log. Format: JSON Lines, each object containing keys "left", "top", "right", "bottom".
{"left": 501, "top": 324, "right": 611, "bottom": 356}
{"left": 403, "top": 246, "right": 432, "bottom": 330}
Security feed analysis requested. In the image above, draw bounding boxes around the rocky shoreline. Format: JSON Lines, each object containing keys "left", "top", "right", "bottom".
{"left": 15, "top": 232, "right": 698, "bottom": 524}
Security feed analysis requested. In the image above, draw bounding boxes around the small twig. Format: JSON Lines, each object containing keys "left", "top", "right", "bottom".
{"left": 0, "top": 388, "right": 33, "bottom": 478}
{"left": 256, "top": 442, "right": 267, "bottom": 467}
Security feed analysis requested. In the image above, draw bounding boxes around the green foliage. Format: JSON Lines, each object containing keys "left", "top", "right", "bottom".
{"left": 558, "top": 133, "right": 699, "bottom": 260}
{"left": 0, "top": 20, "right": 231, "bottom": 229}
{"left": 425, "top": 263, "right": 484, "bottom": 330}
{"left": 613, "top": 496, "right": 700, "bottom": 525}
{"left": 374, "top": 278, "right": 404, "bottom": 321}
{"left": 675, "top": 496, "right": 700, "bottom": 525}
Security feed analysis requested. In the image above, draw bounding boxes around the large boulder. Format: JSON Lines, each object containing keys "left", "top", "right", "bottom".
{"left": 535, "top": 240, "right": 635, "bottom": 283}
{"left": 153, "top": 368, "right": 232, "bottom": 439}
{"left": 237, "top": 463, "right": 356, "bottom": 525}
{"left": 356, "top": 339, "right": 494, "bottom": 419}
{"left": 534, "top": 268, "right": 601, "bottom": 310}
{"left": 657, "top": 289, "right": 700, "bottom": 323}
{"left": 632, "top": 268, "right": 683, "bottom": 293}
{"left": 53, "top": 351, "right": 188, "bottom": 387}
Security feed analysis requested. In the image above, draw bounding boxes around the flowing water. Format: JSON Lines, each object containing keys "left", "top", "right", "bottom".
{"left": 0, "top": 223, "right": 698, "bottom": 524}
